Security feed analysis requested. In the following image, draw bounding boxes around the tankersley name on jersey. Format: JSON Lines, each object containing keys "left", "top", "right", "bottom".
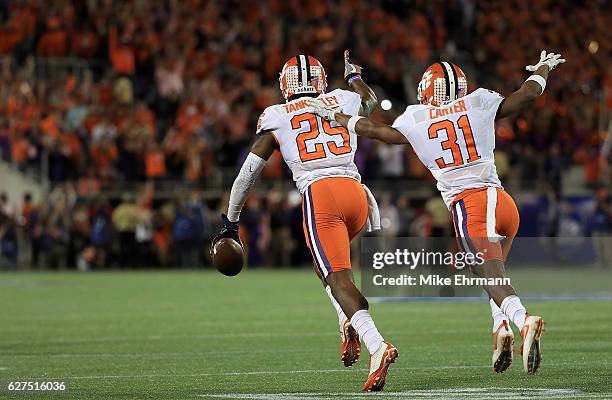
{"left": 256, "top": 89, "right": 362, "bottom": 193}
{"left": 283, "top": 96, "right": 340, "bottom": 114}
{"left": 392, "top": 88, "right": 506, "bottom": 208}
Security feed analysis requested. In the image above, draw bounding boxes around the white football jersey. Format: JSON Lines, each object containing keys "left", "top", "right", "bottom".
{"left": 392, "top": 88, "right": 505, "bottom": 208}
{"left": 256, "top": 89, "right": 362, "bottom": 193}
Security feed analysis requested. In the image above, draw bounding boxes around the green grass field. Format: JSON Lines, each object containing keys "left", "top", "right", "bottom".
{"left": 0, "top": 270, "right": 611, "bottom": 399}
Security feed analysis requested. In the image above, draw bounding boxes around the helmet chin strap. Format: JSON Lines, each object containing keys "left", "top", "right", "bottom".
{"left": 287, "top": 92, "right": 319, "bottom": 102}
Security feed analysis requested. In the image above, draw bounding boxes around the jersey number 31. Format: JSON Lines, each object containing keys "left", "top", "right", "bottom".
{"left": 292, "top": 113, "right": 351, "bottom": 162}
{"left": 428, "top": 115, "right": 480, "bottom": 168}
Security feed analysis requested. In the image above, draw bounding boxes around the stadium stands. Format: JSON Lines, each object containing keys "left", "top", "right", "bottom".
{"left": 0, "top": 0, "right": 609, "bottom": 269}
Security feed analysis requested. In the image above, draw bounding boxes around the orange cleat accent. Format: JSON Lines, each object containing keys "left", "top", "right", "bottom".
{"left": 492, "top": 320, "right": 514, "bottom": 373}
{"left": 362, "top": 341, "right": 398, "bottom": 392}
{"left": 520, "top": 315, "right": 545, "bottom": 374}
{"left": 340, "top": 320, "right": 361, "bottom": 367}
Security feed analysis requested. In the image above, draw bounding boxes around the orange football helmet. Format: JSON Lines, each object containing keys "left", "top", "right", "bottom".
{"left": 279, "top": 55, "right": 327, "bottom": 101}
{"left": 417, "top": 62, "right": 468, "bottom": 107}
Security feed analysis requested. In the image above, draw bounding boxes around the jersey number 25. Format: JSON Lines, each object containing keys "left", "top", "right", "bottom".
{"left": 292, "top": 113, "right": 352, "bottom": 162}
{"left": 428, "top": 115, "right": 480, "bottom": 168}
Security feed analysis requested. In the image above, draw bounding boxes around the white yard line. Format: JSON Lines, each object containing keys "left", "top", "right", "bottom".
{"left": 0, "top": 328, "right": 482, "bottom": 346}
{"left": 1, "top": 349, "right": 314, "bottom": 359}
{"left": 24, "top": 365, "right": 487, "bottom": 381}
{"left": 196, "top": 389, "right": 607, "bottom": 400}
{"left": 3, "top": 344, "right": 489, "bottom": 359}
{"left": 0, "top": 331, "right": 338, "bottom": 346}
{"left": 22, "top": 361, "right": 609, "bottom": 381}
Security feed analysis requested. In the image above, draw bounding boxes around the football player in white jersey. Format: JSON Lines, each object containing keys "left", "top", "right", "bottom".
{"left": 308, "top": 50, "right": 565, "bottom": 375}
{"left": 212, "top": 52, "right": 398, "bottom": 392}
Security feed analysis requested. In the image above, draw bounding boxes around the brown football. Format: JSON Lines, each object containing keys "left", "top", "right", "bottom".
{"left": 212, "top": 238, "right": 245, "bottom": 276}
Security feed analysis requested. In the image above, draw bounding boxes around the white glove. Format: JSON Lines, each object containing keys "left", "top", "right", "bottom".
{"left": 307, "top": 98, "right": 337, "bottom": 121}
{"left": 343, "top": 50, "right": 363, "bottom": 84}
{"left": 526, "top": 50, "right": 566, "bottom": 72}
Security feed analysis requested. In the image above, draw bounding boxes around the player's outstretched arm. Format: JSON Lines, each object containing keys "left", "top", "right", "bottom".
{"left": 496, "top": 50, "right": 565, "bottom": 120}
{"left": 338, "top": 113, "right": 409, "bottom": 145}
{"left": 308, "top": 98, "right": 409, "bottom": 145}
{"left": 212, "top": 134, "right": 277, "bottom": 247}
{"left": 343, "top": 50, "right": 378, "bottom": 117}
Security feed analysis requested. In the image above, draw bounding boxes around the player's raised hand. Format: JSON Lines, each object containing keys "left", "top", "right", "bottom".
{"left": 526, "top": 50, "right": 566, "bottom": 72}
{"left": 344, "top": 50, "right": 363, "bottom": 85}
{"left": 307, "top": 98, "right": 337, "bottom": 121}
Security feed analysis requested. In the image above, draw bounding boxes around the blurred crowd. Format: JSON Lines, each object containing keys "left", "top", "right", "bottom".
{"left": 0, "top": 185, "right": 421, "bottom": 269}
{"left": 0, "top": 184, "right": 216, "bottom": 269}
{"left": 0, "top": 0, "right": 609, "bottom": 189}
{"left": 0, "top": 0, "right": 610, "bottom": 268}
{"left": 1, "top": 185, "right": 610, "bottom": 270}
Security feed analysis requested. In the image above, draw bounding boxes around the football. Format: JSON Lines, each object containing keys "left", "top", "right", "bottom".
{"left": 212, "top": 238, "right": 245, "bottom": 276}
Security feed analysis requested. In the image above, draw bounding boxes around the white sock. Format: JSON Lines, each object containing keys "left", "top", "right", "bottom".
{"left": 350, "top": 309, "right": 384, "bottom": 354}
{"left": 500, "top": 295, "right": 527, "bottom": 331}
{"left": 324, "top": 285, "right": 347, "bottom": 326}
{"left": 490, "top": 298, "right": 507, "bottom": 332}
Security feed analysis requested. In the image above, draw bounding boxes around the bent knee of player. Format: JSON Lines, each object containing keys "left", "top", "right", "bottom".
{"left": 470, "top": 258, "right": 505, "bottom": 277}
{"left": 326, "top": 269, "right": 352, "bottom": 286}
{"left": 327, "top": 270, "right": 369, "bottom": 308}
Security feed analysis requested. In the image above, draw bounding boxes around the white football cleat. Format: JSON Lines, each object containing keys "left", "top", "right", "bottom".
{"left": 340, "top": 319, "right": 361, "bottom": 367}
{"left": 362, "top": 341, "right": 398, "bottom": 392}
{"left": 520, "top": 315, "right": 545, "bottom": 374}
{"left": 492, "top": 320, "right": 514, "bottom": 373}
